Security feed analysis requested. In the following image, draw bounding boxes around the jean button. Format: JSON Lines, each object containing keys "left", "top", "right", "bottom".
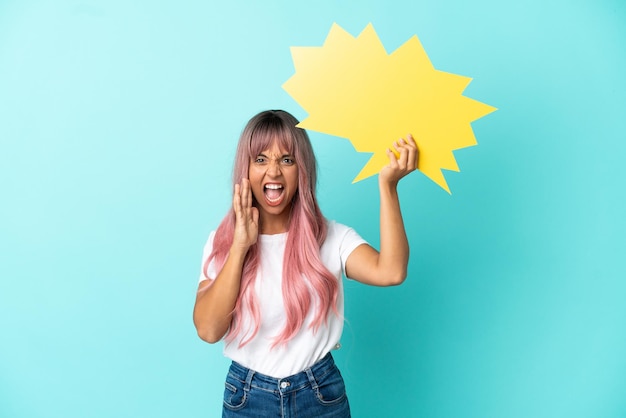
{"left": 280, "top": 381, "right": 290, "bottom": 389}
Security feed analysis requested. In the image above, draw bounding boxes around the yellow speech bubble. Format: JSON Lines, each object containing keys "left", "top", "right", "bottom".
{"left": 283, "top": 23, "right": 497, "bottom": 194}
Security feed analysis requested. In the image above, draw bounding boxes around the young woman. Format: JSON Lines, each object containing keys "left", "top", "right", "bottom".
{"left": 193, "top": 109, "right": 417, "bottom": 417}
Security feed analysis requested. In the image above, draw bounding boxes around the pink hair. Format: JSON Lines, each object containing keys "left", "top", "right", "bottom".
{"left": 203, "top": 110, "right": 338, "bottom": 348}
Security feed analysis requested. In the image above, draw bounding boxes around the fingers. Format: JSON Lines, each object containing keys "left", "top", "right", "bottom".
{"left": 388, "top": 137, "right": 411, "bottom": 167}
{"left": 381, "top": 135, "right": 418, "bottom": 184}
{"left": 395, "top": 140, "right": 409, "bottom": 169}
{"left": 240, "top": 178, "right": 251, "bottom": 210}
{"left": 404, "top": 134, "right": 418, "bottom": 170}
{"left": 233, "top": 183, "right": 242, "bottom": 218}
{"left": 234, "top": 179, "right": 253, "bottom": 217}
{"left": 232, "top": 179, "right": 259, "bottom": 249}
{"left": 395, "top": 135, "right": 418, "bottom": 170}
{"left": 251, "top": 206, "right": 259, "bottom": 226}
{"left": 386, "top": 147, "right": 399, "bottom": 169}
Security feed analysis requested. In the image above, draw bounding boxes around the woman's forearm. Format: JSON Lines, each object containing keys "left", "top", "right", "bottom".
{"left": 193, "top": 247, "right": 246, "bottom": 343}
{"left": 377, "top": 180, "right": 409, "bottom": 285}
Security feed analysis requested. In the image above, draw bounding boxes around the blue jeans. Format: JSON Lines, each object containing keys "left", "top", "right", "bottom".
{"left": 222, "top": 352, "right": 351, "bottom": 417}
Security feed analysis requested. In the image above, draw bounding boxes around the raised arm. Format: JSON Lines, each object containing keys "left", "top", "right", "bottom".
{"left": 345, "top": 135, "right": 418, "bottom": 286}
{"left": 193, "top": 179, "right": 259, "bottom": 343}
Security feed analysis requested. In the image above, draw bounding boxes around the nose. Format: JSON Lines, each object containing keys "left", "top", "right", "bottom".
{"left": 267, "top": 159, "right": 282, "bottom": 177}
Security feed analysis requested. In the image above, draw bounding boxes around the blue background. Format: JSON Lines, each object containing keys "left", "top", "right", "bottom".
{"left": 1, "top": 1, "right": 625, "bottom": 417}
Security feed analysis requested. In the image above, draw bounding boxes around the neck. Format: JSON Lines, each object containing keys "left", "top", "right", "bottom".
{"left": 259, "top": 213, "right": 290, "bottom": 235}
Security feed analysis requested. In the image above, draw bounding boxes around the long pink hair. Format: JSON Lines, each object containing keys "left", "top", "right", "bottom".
{"left": 203, "top": 110, "right": 338, "bottom": 347}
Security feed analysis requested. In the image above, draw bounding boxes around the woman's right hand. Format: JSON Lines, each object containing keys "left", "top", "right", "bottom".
{"left": 194, "top": 179, "right": 258, "bottom": 344}
{"left": 232, "top": 178, "right": 259, "bottom": 253}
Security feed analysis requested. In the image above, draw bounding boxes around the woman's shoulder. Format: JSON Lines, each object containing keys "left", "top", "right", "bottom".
{"left": 325, "top": 219, "right": 351, "bottom": 235}
{"left": 322, "top": 220, "right": 368, "bottom": 262}
{"left": 325, "top": 219, "right": 363, "bottom": 242}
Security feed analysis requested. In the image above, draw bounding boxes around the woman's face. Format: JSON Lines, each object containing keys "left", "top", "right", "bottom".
{"left": 248, "top": 140, "right": 299, "bottom": 233}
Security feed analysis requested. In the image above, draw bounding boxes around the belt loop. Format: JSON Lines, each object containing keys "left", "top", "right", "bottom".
{"left": 244, "top": 368, "right": 255, "bottom": 393}
{"left": 305, "top": 366, "right": 318, "bottom": 391}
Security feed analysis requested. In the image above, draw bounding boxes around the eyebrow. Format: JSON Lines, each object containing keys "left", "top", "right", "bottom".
{"left": 257, "top": 153, "right": 294, "bottom": 158}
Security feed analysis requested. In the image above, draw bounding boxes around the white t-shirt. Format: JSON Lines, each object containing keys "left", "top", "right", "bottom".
{"left": 199, "top": 220, "right": 367, "bottom": 378}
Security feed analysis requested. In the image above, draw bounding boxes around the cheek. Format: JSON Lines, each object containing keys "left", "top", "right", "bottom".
{"left": 248, "top": 166, "right": 262, "bottom": 182}
{"left": 249, "top": 182, "right": 263, "bottom": 200}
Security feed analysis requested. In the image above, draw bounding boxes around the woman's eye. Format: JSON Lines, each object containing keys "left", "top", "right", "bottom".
{"left": 282, "top": 158, "right": 294, "bottom": 165}
{"left": 255, "top": 157, "right": 265, "bottom": 163}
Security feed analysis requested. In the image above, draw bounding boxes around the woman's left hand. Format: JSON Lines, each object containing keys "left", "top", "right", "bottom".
{"left": 379, "top": 134, "right": 419, "bottom": 186}
{"left": 346, "top": 134, "right": 417, "bottom": 286}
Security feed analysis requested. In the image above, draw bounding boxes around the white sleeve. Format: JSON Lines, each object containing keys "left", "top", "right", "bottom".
{"left": 329, "top": 221, "right": 368, "bottom": 276}
{"left": 198, "top": 231, "right": 217, "bottom": 283}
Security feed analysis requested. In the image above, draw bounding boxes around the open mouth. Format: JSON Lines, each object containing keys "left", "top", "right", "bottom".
{"left": 264, "top": 183, "right": 284, "bottom": 205}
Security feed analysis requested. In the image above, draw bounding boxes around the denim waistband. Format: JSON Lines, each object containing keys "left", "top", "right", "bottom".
{"left": 227, "top": 352, "right": 336, "bottom": 395}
